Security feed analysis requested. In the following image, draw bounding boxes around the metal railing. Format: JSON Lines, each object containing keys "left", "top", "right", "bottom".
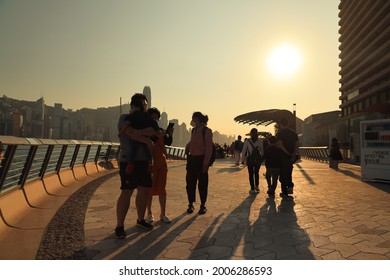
{"left": 299, "top": 147, "right": 352, "bottom": 164}
{"left": 0, "top": 135, "right": 188, "bottom": 196}
{"left": 166, "top": 146, "right": 187, "bottom": 159}
{"left": 0, "top": 136, "right": 120, "bottom": 196}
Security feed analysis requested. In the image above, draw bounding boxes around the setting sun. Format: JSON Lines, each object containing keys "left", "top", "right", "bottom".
{"left": 266, "top": 44, "right": 302, "bottom": 78}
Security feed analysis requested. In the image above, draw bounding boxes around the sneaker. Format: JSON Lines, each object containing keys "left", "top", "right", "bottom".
{"left": 145, "top": 214, "right": 154, "bottom": 223}
{"left": 249, "top": 189, "right": 256, "bottom": 194}
{"left": 254, "top": 186, "right": 260, "bottom": 193}
{"left": 115, "top": 226, "right": 126, "bottom": 239}
{"left": 287, "top": 188, "right": 294, "bottom": 194}
{"left": 160, "top": 215, "right": 171, "bottom": 223}
{"left": 198, "top": 205, "right": 207, "bottom": 215}
{"left": 267, "top": 190, "right": 275, "bottom": 196}
{"left": 187, "top": 204, "right": 194, "bottom": 214}
{"left": 136, "top": 219, "right": 154, "bottom": 230}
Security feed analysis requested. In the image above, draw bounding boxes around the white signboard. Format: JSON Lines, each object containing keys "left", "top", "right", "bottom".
{"left": 360, "top": 119, "right": 390, "bottom": 183}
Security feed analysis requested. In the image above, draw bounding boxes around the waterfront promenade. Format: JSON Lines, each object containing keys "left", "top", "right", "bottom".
{"left": 29, "top": 157, "right": 390, "bottom": 260}
{"left": 0, "top": 159, "right": 390, "bottom": 260}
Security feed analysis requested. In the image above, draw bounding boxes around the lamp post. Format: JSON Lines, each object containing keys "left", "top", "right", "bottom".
{"left": 293, "top": 103, "right": 296, "bottom": 132}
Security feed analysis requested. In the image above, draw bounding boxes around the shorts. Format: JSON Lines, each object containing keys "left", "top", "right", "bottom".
{"left": 119, "top": 162, "right": 136, "bottom": 190}
{"left": 119, "top": 161, "right": 152, "bottom": 190}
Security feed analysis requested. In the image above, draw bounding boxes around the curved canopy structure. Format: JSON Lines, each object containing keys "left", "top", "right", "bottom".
{"left": 234, "top": 109, "right": 295, "bottom": 127}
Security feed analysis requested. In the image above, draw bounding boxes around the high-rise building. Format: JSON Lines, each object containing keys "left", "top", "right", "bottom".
{"left": 33, "top": 97, "right": 45, "bottom": 138}
{"left": 159, "top": 111, "right": 168, "bottom": 129}
{"left": 36, "top": 97, "right": 45, "bottom": 121}
{"left": 338, "top": 0, "right": 390, "bottom": 131}
{"left": 143, "top": 86, "right": 152, "bottom": 108}
{"left": 11, "top": 108, "right": 22, "bottom": 137}
{"left": 52, "top": 103, "right": 63, "bottom": 139}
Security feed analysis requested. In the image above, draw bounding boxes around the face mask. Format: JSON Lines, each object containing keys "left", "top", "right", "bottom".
{"left": 190, "top": 120, "right": 196, "bottom": 127}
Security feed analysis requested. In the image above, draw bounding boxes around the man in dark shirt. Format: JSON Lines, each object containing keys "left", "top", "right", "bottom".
{"left": 276, "top": 117, "right": 299, "bottom": 197}
{"left": 115, "top": 93, "right": 158, "bottom": 238}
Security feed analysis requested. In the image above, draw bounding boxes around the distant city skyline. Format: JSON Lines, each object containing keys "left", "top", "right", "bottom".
{"left": 0, "top": 0, "right": 341, "bottom": 137}
{"left": 0, "top": 95, "right": 235, "bottom": 146}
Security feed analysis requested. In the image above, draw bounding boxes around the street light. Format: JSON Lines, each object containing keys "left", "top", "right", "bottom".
{"left": 293, "top": 103, "right": 296, "bottom": 132}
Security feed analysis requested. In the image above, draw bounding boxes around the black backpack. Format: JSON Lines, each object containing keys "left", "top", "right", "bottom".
{"left": 247, "top": 140, "right": 262, "bottom": 165}
{"left": 192, "top": 126, "right": 216, "bottom": 166}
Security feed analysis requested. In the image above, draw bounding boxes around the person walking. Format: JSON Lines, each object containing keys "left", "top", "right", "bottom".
{"left": 241, "top": 128, "right": 264, "bottom": 194}
{"left": 114, "top": 93, "right": 157, "bottom": 238}
{"left": 263, "top": 136, "right": 283, "bottom": 196}
{"left": 145, "top": 107, "right": 173, "bottom": 224}
{"left": 276, "top": 117, "right": 299, "bottom": 197}
{"left": 329, "top": 137, "right": 343, "bottom": 170}
{"left": 233, "top": 135, "right": 244, "bottom": 166}
{"left": 185, "top": 112, "right": 213, "bottom": 215}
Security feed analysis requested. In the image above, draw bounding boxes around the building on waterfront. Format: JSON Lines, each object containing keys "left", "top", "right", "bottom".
{"left": 302, "top": 111, "right": 341, "bottom": 147}
{"left": 32, "top": 97, "right": 45, "bottom": 138}
{"left": 52, "top": 103, "right": 63, "bottom": 139}
{"left": 143, "top": 86, "right": 152, "bottom": 108}
{"left": 11, "top": 109, "right": 23, "bottom": 137}
{"left": 338, "top": 0, "right": 390, "bottom": 162}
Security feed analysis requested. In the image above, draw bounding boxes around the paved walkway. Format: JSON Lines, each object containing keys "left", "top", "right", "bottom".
{"left": 77, "top": 158, "right": 390, "bottom": 260}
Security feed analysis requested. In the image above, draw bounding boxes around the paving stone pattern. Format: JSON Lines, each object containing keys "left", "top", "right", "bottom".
{"left": 35, "top": 172, "right": 118, "bottom": 260}
{"left": 82, "top": 159, "right": 390, "bottom": 260}
{"left": 38, "top": 158, "right": 390, "bottom": 260}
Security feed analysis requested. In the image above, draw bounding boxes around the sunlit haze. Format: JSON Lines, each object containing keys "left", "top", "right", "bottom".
{"left": 0, "top": 0, "right": 341, "bottom": 140}
{"left": 267, "top": 44, "right": 302, "bottom": 78}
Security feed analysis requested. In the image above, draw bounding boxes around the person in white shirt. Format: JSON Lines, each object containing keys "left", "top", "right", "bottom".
{"left": 241, "top": 128, "right": 264, "bottom": 194}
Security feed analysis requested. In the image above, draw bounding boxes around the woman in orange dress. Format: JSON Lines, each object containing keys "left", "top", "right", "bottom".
{"left": 145, "top": 108, "right": 173, "bottom": 223}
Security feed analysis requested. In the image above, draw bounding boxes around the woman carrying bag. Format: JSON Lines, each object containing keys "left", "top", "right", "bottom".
{"left": 242, "top": 128, "right": 264, "bottom": 194}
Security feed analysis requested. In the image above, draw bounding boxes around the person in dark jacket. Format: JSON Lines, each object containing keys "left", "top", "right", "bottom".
{"left": 329, "top": 137, "right": 343, "bottom": 170}
{"left": 263, "top": 136, "right": 284, "bottom": 196}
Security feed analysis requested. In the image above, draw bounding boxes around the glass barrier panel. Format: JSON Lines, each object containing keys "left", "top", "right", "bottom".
{"left": 45, "top": 145, "right": 63, "bottom": 174}
{"left": 25, "top": 145, "right": 49, "bottom": 183}
{"left": 87, "top": 146, "right": 99, "bottom": 163}
{"left": 61, "top": 145, "right": 76, "bottom": 169}
{"left": 74, "top": 145, "right": 88, "bottom": 165}
{"left": 1, "top": 145, "right": 30, "bottom": 192}
{"left": 98, "top": 146, "right": 108, "bottom": 162}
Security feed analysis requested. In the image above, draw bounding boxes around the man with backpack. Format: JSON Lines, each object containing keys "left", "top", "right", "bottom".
{"left": 241, "top": 128, "right": 264, "bottom": 194}
{"left": 233, "top": 135, "right": 244, "bottom": 166}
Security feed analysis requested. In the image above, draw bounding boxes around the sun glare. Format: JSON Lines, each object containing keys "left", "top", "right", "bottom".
{"left": 266, "top": 44, "right": 302, "bottom": 78}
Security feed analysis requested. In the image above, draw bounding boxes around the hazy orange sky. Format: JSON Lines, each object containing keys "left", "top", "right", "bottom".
{"left": 0, "top": 0, "right": 341, "bottom": 138}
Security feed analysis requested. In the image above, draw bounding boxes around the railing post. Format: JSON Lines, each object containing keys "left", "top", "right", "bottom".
{"left": 56, "top": 145, "right": 68, "bottom": 173}
{"left": 18, "top": 146, "right": 38, "bottom": 188}
{"left": 0, "top": 145, "right": 17, "bottom": 192}
{"left": 95, "top": 145, "right": 102, "bottom": 164}
{"left": 70, "top": 145, "right": 80, "bottom": 170}
{"left": 105, "top": 145, "right": 112, "bottom": 163}
{"left": 83, "top": 145, "right": 91, "bottom": 167}
{"left": 39, "top": 145, "right": 54, "bottom": 179}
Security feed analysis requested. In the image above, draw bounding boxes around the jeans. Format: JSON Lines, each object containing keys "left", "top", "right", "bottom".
{"left": 186, "top": 155, "right": 208, "bottom": 205}
{"left": 266, "top": 167, "right": 280, "bottom": 193}
{"left": 279, "top": 158, "right": 294, "bottom": 194}
{"left": 247, "top": 163, "right": 261, "bottom": 189}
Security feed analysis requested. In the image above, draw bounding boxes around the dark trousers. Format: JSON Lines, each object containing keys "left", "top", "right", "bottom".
{"left": 279, "top": 158, "right": 294, "bottom": 194}
{"left": 186, "top": 155, "right": 208, "bottom": 205}
{"left": 247, "top": 163, "right": 261, "bottom": 189}
{"left": 266, "top": 167, "right": 280, "bottom": 193}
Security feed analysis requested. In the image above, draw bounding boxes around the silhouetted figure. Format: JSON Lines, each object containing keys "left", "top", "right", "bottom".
{"left": 276, "top": 117, "right": 299, "bottom": 197}
{"left": 242, "top": 128, "right": 264, "bottom": 194}
{"left": 329, "top": 137, "right": 343, "bottom": 170}
{"left": 185, "top": 112, "right": 214, "bottom": 215}
{"left": 263, "top": 136, "right": 283, "bottom": 196}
